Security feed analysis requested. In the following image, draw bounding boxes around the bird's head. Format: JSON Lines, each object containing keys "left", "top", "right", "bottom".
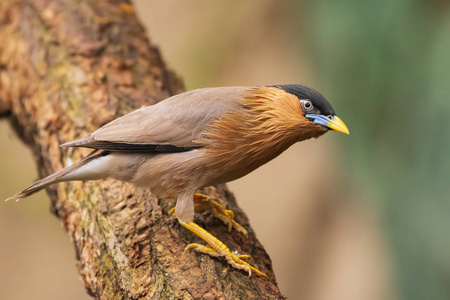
{"left": 272, "top": 84, "right": 349, "bottom": 135}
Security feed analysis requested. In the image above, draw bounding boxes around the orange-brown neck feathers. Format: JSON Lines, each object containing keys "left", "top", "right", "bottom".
{"left": 199, "top": 87, "right": 327, "bottom": 183}
{"left": 202, "top": 86, "right": 327, "bottom": 150}
{"left": 243, "top": 86, "right": 327, "bottom": 141}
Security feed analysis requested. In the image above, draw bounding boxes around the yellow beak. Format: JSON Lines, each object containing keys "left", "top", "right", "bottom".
{"left": 305, "top": 114, "right": 350, "bottom": 135}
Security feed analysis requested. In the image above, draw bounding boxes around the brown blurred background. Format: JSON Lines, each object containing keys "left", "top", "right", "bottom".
{"left": 2, "top": 1, "right": 450, "bottom": 299}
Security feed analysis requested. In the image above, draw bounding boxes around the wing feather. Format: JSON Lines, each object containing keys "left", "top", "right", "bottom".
{"left": 62, "top": 87, "right": 247, "bottom": 152}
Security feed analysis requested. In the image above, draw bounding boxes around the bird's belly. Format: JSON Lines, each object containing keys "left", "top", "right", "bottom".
{"left": 198, "top": 142, "right": 296, "bottom": 187}
{"left": 202, "top": 159, "right": 267, "bottom": 186}
{"left": 128, "top": 142, "right": 292, "bottom": 199}
{"left": 130, "top": 149, "right": 209, "bottom": 199}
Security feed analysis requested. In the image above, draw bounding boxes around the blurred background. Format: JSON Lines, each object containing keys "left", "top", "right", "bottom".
{"left": 1, "top": 0, "right": 449, "bottom": 299}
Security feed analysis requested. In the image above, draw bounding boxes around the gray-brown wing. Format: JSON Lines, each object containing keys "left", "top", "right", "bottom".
{"left": 61, "top": 87, "right": 247, "bottom": 152}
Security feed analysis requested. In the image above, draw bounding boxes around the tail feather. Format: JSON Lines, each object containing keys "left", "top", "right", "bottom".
{"left": 6, "top": 150, "right": 107, "bottom": 202}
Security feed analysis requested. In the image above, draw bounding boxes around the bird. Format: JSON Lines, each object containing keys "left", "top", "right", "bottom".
{"left": 7, "top": 84, "right": 349, "bottom": 278}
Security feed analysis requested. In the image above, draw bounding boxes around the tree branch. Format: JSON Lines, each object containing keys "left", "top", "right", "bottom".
{"left": 0, "top": 0, "right": 282, "bottom": 298}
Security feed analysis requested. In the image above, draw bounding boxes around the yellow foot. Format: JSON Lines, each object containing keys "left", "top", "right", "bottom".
{"left": 169, "top": 193, "right": 248, "bottom": 237}
{"left": 180, "top": 220, "right": 268, "bottom": 278}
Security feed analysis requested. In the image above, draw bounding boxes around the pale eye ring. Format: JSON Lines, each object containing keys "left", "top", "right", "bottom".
{"left": 302, "top": 100, "right": 313, "bottom": 110}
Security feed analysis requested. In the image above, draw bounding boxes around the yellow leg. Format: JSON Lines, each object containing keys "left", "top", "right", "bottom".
{"left": 179, "top": 220, "right": 268, "bottom": 278}
{"left": 169, "top": 193, "right": 248, "bottom": 236}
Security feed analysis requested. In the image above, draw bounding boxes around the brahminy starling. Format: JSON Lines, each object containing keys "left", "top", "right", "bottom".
{"left": 7, "top": 84, "right": 349, "bottom": 277}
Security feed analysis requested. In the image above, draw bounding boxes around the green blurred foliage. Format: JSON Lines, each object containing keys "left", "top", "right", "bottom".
{"left": 300, "top": 1, "right": 450, "bottom": 299}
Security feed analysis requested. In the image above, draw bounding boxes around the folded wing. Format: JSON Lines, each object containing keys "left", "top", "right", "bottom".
{"left": 62, "top": 87, "right": 246, "bottom": 152}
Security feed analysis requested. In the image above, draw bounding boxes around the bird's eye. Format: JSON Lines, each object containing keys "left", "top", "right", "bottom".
{"left": 302, "top": 100, "right": 313, "bottom": 111}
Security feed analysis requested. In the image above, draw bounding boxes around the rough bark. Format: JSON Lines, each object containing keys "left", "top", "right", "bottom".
{"left": 0, "top": 0, "right": 282, "bottom": 299}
